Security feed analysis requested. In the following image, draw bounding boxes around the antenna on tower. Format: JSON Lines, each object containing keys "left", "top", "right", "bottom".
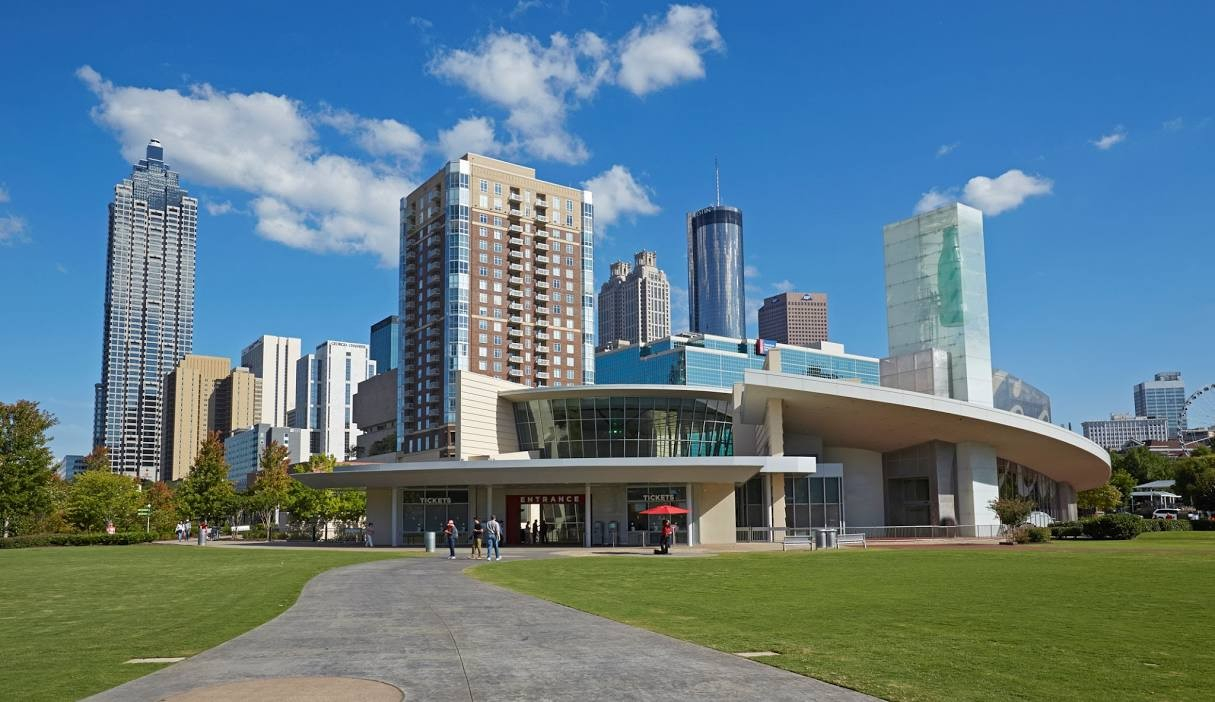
{"left": 714, "top": 157, "right": 721, "bottom": 206}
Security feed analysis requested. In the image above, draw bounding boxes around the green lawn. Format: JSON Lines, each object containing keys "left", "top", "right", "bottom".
{"left": 0, "top": 544, "right": 409, "bottom": 701}
{"left": 472, "top": 533, "right": 1215, "bottom": 702}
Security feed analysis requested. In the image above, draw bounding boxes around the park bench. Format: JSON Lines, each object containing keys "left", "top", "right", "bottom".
{"left": 781, "top": 535, "right": 815, "bottom": 551}
{"left": 836, "top": 532, "right": 867, "bottom": 549}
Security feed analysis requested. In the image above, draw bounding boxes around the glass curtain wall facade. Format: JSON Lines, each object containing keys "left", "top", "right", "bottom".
{"left": 369, "top": 315, "right": 400, "bottom": 373}
{"left": 94, "top": 140, "right": 197, "bottom": 479}
{"left": 627, "top": 485, "right": 689, "bottom": 542}
{"left": 513, "top": 396, "right": 734, "bottom": 458}
{"left": 884, "top": 203, "right": 993, "bottom": 405}
{"left": 401, "top": 487, "right": 470, "bottom": 544}
{"left": 784, "top": 476, "right": 844, "bottom": 532}
{"left": 687, "top": 206, "right": 745, "bottom": 337}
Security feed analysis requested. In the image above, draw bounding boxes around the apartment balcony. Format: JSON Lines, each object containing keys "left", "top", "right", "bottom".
{"left": 508, "top": 341, "right": 523, "bottom": 350}
{"left": 508, "top": 193, "right": 521, "bottom": 202}
{"left": 509, "top": 208, "right": 522, "bottom": 217}
{"left": 509, "top": 355, "right": 523, "bottom": 364}
{"left": 535, "top": 344, "right": 549, "bottom": 353}
{"left": 508, "top": 369, "right": 523, "bottom": 377}
{"left": 534, "top": 268, "right": 549, "bottom": 277}
{"left": 509, "top": 314, "right": 523, "bottom": 323}
{"left": 509, "top": 224, "right": 523, "bottom": 232}
{"left": 509, "top": 263, "right": 524, "bottom": 272}
{"left": 509, "top": 275, "right": 524, "bottom": 285}
{"left": 508, "top": 250, "right": 523, "bottom": 259}
{"left": 508, "top": 288, "right": 523, "bottom": 298}
{"left": 535, "top": 357, "right": 549, "bottom": 366}
{"left": 508, "top": 302, "right": 523, "bottom": 311}
{"left": 536, "top": 215, "right": 548, "bottom": 223}
{"left": 536, "top": 371, "right": 550, "bottom": 380}
{"left": 535, "top": 331, "right": 549, "bottom": 340}
{"left": 535, "top": 280, "right": 549, "bottom": 290}
{"left": 425, "top": 301, "right": 442, "bottom": 312}
{"left": 535, "top": 306, "right": 549, "bottom": 315}
{"left": 535, "top": 255, "right": 549, "bottom": 264}
{"left": 426, "top": 261, "right": 442, "bottom": 273}
{"left": 534, "top": 241, "right": 549, "bottom": 251}
{"left": 508, "top": 327, "right": 523, "bottom": 337}
{"left": 509, "top": 237, "right": 524, "bottom": 247}
{"left": 535, "top": 293, "right": 549, "bottom": 302}
{"left": 427, "top": 366, "right": 441, "bottom": 377}
{"left": 426, "top": 286, "right": 441, "bottom": 299}
{"left": 534, "top": 198, "right": 547, "bottom": 208}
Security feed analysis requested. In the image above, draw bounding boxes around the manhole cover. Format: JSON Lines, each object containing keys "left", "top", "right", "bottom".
{"left": 163, "top": 676, "right": 403, "bottom": 701}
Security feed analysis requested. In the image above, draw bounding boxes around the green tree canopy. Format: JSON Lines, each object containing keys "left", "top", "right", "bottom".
{"left": 176, "top": 433, "right": 236, "bottom": 523}
{"left": 248, "top": 442, "right": 291, "bottom": 541}
{"left": 1109, "top": 469, "right": 1137, "bottom": 507}
{"left": 144, "top": 480, "right": 179, "bottom": 534}
{"left": 1174, "top": 454, "right": 1215, "bottom": 512}
{"left": 306, "top": 454, "right": 338, "bottom": 473}
{"left": 82, "top": 445, "right": 111, "bottom": 473}
{"left": 1111, "top": 446, "right": 1174, "bottom": 483}
{"left": 1078, "top": 483, "right": 1123, "bottom": 513}
{"left": 66, "top": 470, "right": 142, "bottom": 532}
{"left": 0, "top": 400, "right": 58, "bottom": 536}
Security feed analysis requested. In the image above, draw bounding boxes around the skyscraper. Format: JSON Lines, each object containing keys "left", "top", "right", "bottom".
{"left": 292, "top": 340, "right": 376, "bottom": 460}
{"left": 1133, "top": 371, "right": 1186, "bottom": 438}
{"left": 240, "top": 335, "right": 301, "bottom": 427}
{"left": 882, "top": 202, "right": 993, "bottom": 406}
{"left": 597, "top": 250, "right": 671, "bottom": 349}
{"left": 369, "top": 315, "right": 401, "bottom": 373}
{"left": 757, "top": 292, "right": 829, "bottom": 347}
{"left": 162, "top": 355, "right": 259, "bottom": 481}
{"left": 687, "top": 200, "right": 745, "bottom": 338}
{"left": 399, "top": 153, "right": 594, "bottom": 456}
{"left": 93, "top": 139, "right": 197, "bottom": 480}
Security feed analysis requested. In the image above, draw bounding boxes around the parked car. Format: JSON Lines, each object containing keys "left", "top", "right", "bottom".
{"left": 1152, "top": 508, "right": 1180, "bottom": 520}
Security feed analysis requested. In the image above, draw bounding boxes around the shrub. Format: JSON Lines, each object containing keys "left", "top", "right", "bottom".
{"left": 1026, "top": 527, "right": 1051, "bottom": 543}
{"left": 1050, "top": 522, "right": 1085, "bottom": 539}
{"left": 1142, "top": 518, "right": 1191, "bottom": 532}
{"left": 1082, "top": 513, "right": 1146, "bottom": 540}
{"left": 990, "top": 497, "right": 1038, "bottom": 527}
{"left": 0, "top": 532, "right": 155, "bottom": 549}
{"left": 1190, "top": 519, "right": 1215, "bottom": 531}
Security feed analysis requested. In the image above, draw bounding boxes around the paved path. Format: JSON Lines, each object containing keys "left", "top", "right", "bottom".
{"left": 89, "top": 551, "right": 876, "bottom": 702}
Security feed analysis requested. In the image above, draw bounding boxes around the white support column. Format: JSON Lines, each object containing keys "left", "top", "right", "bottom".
{"left": 487, "top": 484, "right": 493, "bottom": 522}
{"left": 584, "top": 483, "right": 591, "bottom": 547}
{"left": 391, "top": 487, "right": 401, "bottom": 547}
{"left": 686, "top": 481, "right": 695, "bottom": 546}
{"left": 956, "top": 442, "right": 1000, "bottom": 537}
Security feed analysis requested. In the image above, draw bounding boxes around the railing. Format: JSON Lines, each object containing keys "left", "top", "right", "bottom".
{"left": 734, "top": 524, "right": 1001, "bottom": 543}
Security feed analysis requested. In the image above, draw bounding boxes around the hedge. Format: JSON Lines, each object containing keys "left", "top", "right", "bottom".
{"left": 1082, "top": 513, "right": 1147, "bottom": 540}
{"left": 1050, "top": 522, "right": 1085, "bottom": 539}
{"left": 1191, "top": 519, "right": 1215, "bottom": 531}
{"left": 0, "top": 532, "right": 156, "bottom": 549}
{"left": 1141, "top": 518, "right": 1192, "bottom": 532}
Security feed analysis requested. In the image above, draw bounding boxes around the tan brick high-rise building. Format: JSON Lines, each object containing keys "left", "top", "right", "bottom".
{"left": 399, "top": 154, "right": 594, "bottom": 456}
{"left": 757, "top": 292, "right": 829, "bottom": 347}
{"left": 162, "top": 355, "right": 261, "bottom": 480}
{"left": 597, "top": 250, "right": 671, "bottom": 350}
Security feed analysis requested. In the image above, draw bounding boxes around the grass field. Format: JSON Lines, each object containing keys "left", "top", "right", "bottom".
{"left": 472, "top": 533, "right": 1215, "bottom": 702}
{"left": 0, "top": 544, "right": 409, "bottom": 701}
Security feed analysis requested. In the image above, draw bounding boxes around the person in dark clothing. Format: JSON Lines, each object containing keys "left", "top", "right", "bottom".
{"left": 539, "top": 516, "right": 548, "bottom": 544}
{"left": 661, "top": 519, "right": 674, "bottom": 554}
{"left": 471, "top": 518, "right": 484, "bottom": 559}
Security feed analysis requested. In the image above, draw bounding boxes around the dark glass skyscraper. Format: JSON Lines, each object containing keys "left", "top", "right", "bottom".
{"left": 369, "top": 315, "right": 401, "bottom": 373}
{"left": 687, "top": 205, "right": 745, "bottom": 338}
{"left": 93, "top": 140, "right": 197, "bottom": 479}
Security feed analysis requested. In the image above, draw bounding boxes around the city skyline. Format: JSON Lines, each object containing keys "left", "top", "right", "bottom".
{"left": 1, "top": 3, "right": 1213, "bottom": 460}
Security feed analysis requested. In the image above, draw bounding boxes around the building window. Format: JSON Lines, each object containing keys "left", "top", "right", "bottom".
{"left": 784, "top": 476, "right": 843, "bottom": 531}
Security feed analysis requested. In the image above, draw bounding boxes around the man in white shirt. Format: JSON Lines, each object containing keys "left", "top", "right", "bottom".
{"left": 485, "top": 515, "right": 502, "bottom": 561}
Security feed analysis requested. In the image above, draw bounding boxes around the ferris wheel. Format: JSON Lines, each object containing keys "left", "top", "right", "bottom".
{"left": 1180, "top": 384, "right": 1215, "bottom": 446}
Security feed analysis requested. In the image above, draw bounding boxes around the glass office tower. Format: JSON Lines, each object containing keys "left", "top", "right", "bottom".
{"left": 369, "top": 315, "right": 401, "bottom": 373}
{"left": 687, "top": 205, "right": 745, "bottom": 338}
{"left": 1133, "top": 372, "right": 1186, "bottom": 438}
{"left": 93, "top": 140, "right": 197, "bottom": 479}
{"left": 883, "top": 202, "right": 993, "bottom": 406}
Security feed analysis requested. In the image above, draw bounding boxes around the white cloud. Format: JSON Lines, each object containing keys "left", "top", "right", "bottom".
{"left": 1163, "top": 117, "right": 1184, "bottom": 132}
{"left": 617, "top": 5, "right": 724, "bottom": 96}
{"left": 511, "top": 0, "right": 542, "bottom": 17}
{"left": 317, "top": 108, "right": 425, "bottom": 165}
{"left": 914, "top": 188, "right": 956, "bottom": 214}
{"left": 962, "top": 170, "right": 1053, "bottom": 215}
{"left": 936, "top": 142, "right": 959, "bottom": 158}
{"left": 55, "top": 263, "right": 68, "bottom": 274}
{"left": 437, "top": 116, "right": 502, "bottom": 160}
{"left": 771, "top": 279, "right": 796, "bottom": 293}
{"left": 409, "top": 16, "right": 433, "bottom": 30}
{"left": 0, "top": 215, "right": 28, "bottom": 245}
{"left": 204, "top": 200, "right": 235, "bottom": 215}
{"left": 914, "top": 170, "right": 1052, "bottom": 217}
{"left": 581, "top": 165, "right": 659, "bottom": 236}
{"left": 744, "top": 264, "right": 760, "bottom": 278}
{"left": 78, "top": 66, "right": 414, "bottom": 264}
{"left": 432, "top": 4, "right": 722, "bottom": 164}
{"left": 1091, "top": 126, "right": 1127, "bottom": 150}
{"left": 0, "top": 184, "right": 9, "bottom": 203}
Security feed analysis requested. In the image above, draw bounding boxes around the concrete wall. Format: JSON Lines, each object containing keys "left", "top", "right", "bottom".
{"left": 366, "top": 487, "right": 394, "bottom": 546}
{"left": 785, "top": 432, "right": 824, "bottom": 456}
{"left": 824, "top": 447, "right": 885, "bottom": 527}
{"left": 695, "top": 483, "right": 737, "bottom": 544}
{"left": 956, "top": 441, "right": 1000, "bottom": 533}
{"left": 456, "top": 372, "right": 524, "bottom": 458}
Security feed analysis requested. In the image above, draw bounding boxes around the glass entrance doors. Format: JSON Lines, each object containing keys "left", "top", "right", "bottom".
{"left": 506, "top": 494, "right": 586, "bottom": 545}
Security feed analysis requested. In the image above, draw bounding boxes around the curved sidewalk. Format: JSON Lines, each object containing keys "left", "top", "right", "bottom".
{"left": 89, "top": 551, "right": 876, "bottom": 701}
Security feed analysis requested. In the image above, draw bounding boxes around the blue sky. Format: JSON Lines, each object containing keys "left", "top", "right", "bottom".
{"left": 1, "top": 2, "right": 1213, "bottom": 460}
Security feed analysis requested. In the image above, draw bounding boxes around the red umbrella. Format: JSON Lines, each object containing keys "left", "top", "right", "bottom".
{"left": 639, "top": 505, "right": 689, "bottom": 515}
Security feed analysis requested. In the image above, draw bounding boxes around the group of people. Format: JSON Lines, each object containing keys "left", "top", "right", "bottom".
{"left": 520, "top": 518, "right": 549, "bottom": 544}
{"left": 174, "top": 520, "right": 211, "bottom": 544}
{"left": 443, "top": 515, "right": 503, "bottom": 560}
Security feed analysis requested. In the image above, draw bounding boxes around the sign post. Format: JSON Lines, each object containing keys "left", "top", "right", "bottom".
{"left": 137, "top": 504, "right": 152, "bottom": 533}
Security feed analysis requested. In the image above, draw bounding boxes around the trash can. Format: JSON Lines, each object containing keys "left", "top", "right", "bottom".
{"left": 813, "top": 528, "right": 827, "bottom": 550}
{"left": 823, "top": 528, "right": 838, "bottom": 549}
{"left": 424, "top": 531, "right": 436, "bottom": 553}
{"left": 607, "top": 521, "right": 618, "bottom": 547}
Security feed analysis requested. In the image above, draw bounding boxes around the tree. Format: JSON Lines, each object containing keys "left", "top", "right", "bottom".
{"left": 82, "top": 445, "right": 111, "bottom": 473}
{"left": 989, "top": 497, "right": 1037, "bottom": 527}
{"left": 1078, "top": 483, "right": 1123, "bottom": 513}
{"left": 1111, "top": 446, "right": 1174, "bottom": 483}
{"left": 1174, "top": 454, "right": 1215, "bottom": 512}
{"left": 248, "top": 442, "right": 291, "bottom": 541}
{"left": 66, "top": 470, "right": 142, "bottom": 532}
{"left": 144, "top": 480, "right": 179, "bottom": 535}
{"left": 1109, "top": 469, "right": 1137, "bottom": 508}
{"left": 176, "top": 433, "right": 236, "bottom": 523}
{"left": 0, "top": 400, "right": 57, "bottom": 537}
{"left": 306, "top": 453, "right": 337, "bottom": 473}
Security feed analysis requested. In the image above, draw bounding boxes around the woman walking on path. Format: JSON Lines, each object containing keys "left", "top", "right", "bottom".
{"left": 661, "top": 519, "right": 674, "bottom": 555}
{"left": 470, "top": 518, "right": 484, "bottom": 559}
{"left": 443, "top": 519, "right": 458, "bottom": 559}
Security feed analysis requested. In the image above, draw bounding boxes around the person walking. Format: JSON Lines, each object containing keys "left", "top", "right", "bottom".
{"left": 470, "top": 518, "right": 484, "bottom": 559}
{"left": 364, "top": 521, "right": 375, "bottom": 548}
{"left": 661, "top": 519, "right": 674, "bottom": 555}
{"left": 539, "top": 516, "right": 548, "bottom": 544}
{"left": 184, "top": 519, "right": 191, "bottom": 542}
{"left": 531, "top": 519, "right": 539, "bottom": 545}
{"left": 443, "top": 519, "right": 458, "bottom": 559}
{"left": 485, "top": 515, "right": 502, "bottom": 561}
{"left": 175, "top": 521, "right": 184, "bottom": 542}
{"left": 199, "top": 520, "right": 208, "bottom": 546}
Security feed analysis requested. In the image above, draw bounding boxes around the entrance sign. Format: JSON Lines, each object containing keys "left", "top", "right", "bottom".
{"left": 517, "top": 494, "right": 581, "bottom": 505}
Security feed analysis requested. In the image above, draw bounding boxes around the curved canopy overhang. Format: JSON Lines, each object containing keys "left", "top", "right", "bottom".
{"left": 739, "top": 370, "right": 1111, "bottom": 490}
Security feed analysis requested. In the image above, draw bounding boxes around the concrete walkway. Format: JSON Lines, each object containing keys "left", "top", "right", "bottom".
{"left": 89, "top": 551, "right": 876, "bottom": 702}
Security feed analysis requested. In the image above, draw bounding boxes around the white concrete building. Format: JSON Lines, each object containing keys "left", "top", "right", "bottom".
{"left": 292, "top": 340, "right": 376, "bottom": 460}
{"left": 225, "top": 423, "right": 312, "bottom": 489}
{"left": 1081, "top": 414, "right": 1168, "bottom": 451}
{"left": 240, "top": 335, "right": 302, "bottom": 428}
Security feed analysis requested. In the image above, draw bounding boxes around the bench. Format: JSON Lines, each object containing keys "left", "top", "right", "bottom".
{"left": 782, "top": 535, "right": 815, "bottom": 551}
{"left": 836, "top": 532, "right": 867, "bottom": 549}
